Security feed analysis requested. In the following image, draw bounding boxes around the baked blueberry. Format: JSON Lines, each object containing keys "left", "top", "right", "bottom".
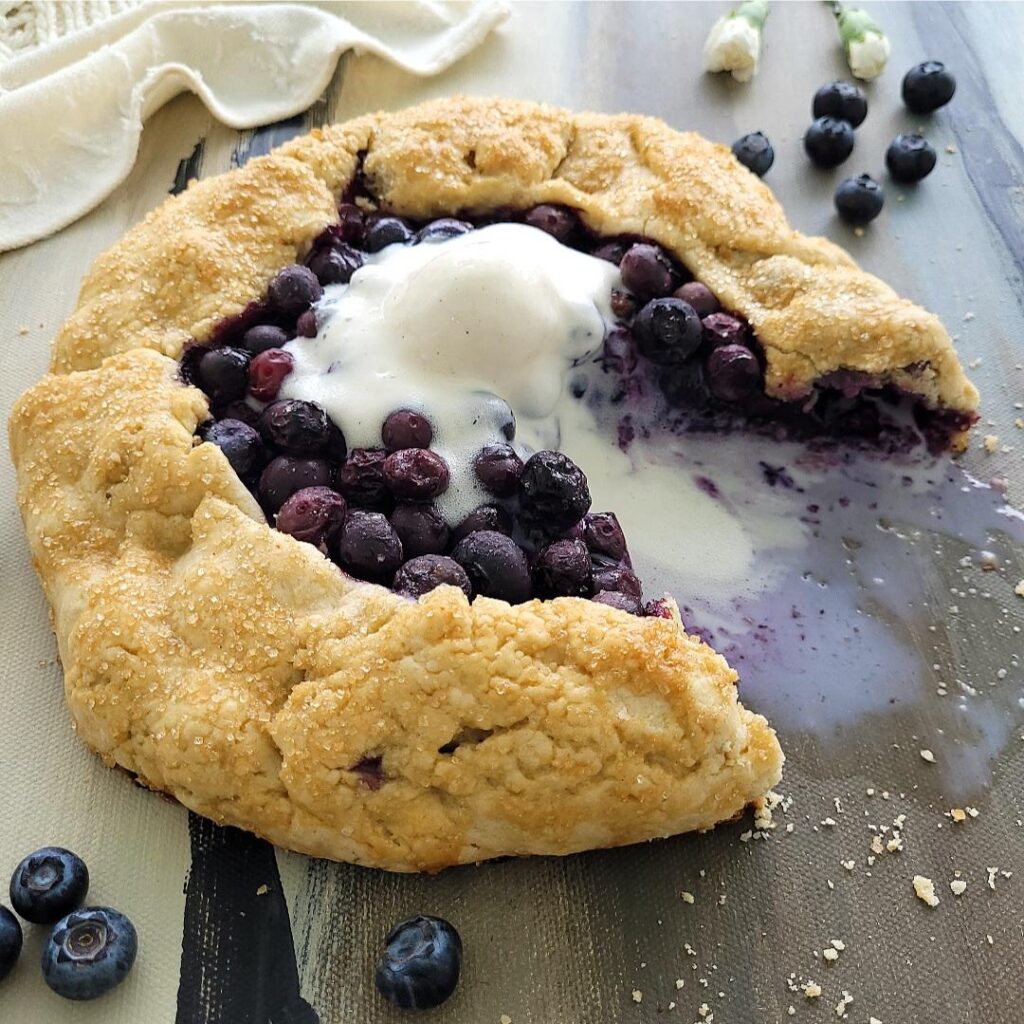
{"left": 902, "top": 61, "right": 956, "bottom": 113}
{"left": 390, "top": 503, "right": 450, "bottom": 557}
{"left": 248, "top": 348, "right": 294, "bottom": 402}
{"left": 532, "top": 539, "right": 593, "bottom": 598}
{"left": 451, "top": 504, "right": 512, "bottom": 544}
{"left": 394, "top": 555, "right": 472, "bottom": 600}
{"left": 591, "top": 563, "right": 642, "bottom": 600}
{"left": 268, "top": 264, "right": 322, "bottom": 319}
{"left": 659, "top": 360, "right": 710, "bottom": 409}
{"left": 602, "top": 327, "right": 638, "bottom": 375}
{"left": 375, "top": 915, "right": 462, "bottom": 1011}
{"left": 215, "top": 400, "right": 260, "bottom": 428}
{"left": 9, "top": 848, "right": 89, "bottom": 925}
{"left": 634, "top": 297, "right": 703, "bottom": 365}
{"left": 591, "top": 239, "right": 629, "bottom": 266}
{"left": 702, "top": 312, "right": 748, "bottom": 350}
{"left": 835, "top": 174, "right": 884, "bottom": 225}
{"left": 885, "top": 134, "right": 937, "bottom": 183}
{"left": 199, "top": 418, "right": 266, "bottom": 479}
{"left": 804, "top": 117, "right": 855, "bottom": 168}
{"left": 522, "top": 204, "right": 580, "bottom": 244}
{"left": 241, "top": 324, "right": 289, "bottom": 355}
{"left": 518, "top": 451, "right": 592, "bottom": 536}
{"left": 258, "top": 399, "right": 333, "bottom": 455}
{"left": 335, "top": 511, "right": 404, "bottom": 582}
{"left": 610, "top": 288, "right": 637, "bottom": 321}
{"left": 336, "top": 448, "right": 392, "bottom": 510}
{"left": 416, "top": 218, "right": 473, "bottom": 243}
{"left": 307, "top": 242, "right": 363, "bottom": 286}
{"left": 383, "top": 448, "right": 450, "bottom": 500}
{"left": 619, "top": 243, "right": 676, "bottom": 298}
{"left": 364, "top": 215, "right": 414, "bottom": 252}
{"left": 583, "top": 512, "right": 629, "bottom": 563}
{"left": 731, "top": 132, "right": 775, "bottom": 177}
{"left": 382, "top": 409, "right": 433, "bottom": 450}
{"left": 196, "top": 346, "right": 251, "bottom": 405}
{"left": 275, "top": 486, "right": 347, "bottom": 548}
{"left": 295, "top": 309, "right": 318, "bottom": 338}
{"left": 258, "top": 456, "right": 333, "bottom": 513}
{"left": 473, "top": 444, "right": 524, "bottom": 498}
{"left": 674, "top": 281, "right": 720, "bottom": 319}
{"left": 812, "top": 81, "right": 867, "bottom": 127}
{"left": 452, "top": 530, "right": 531, "bottom": 603}
{"left": 0, "top": 906, "right": 23, "bottom": 982}
{"left": 335, "top": 203, "right": 365, "bottom": 245}
{"left": 41, "top": 906, "right": 137, "bottom": 1001}
{"left": 592, "top": 590, "right": 642, "bottom": 615}
{"left": 706, "top": 344, "right": 762, "bottom": 402}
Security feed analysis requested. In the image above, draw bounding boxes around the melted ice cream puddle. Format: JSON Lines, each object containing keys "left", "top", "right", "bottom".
{"left": 282, "top": 222, "right": 804, "bottom": 600}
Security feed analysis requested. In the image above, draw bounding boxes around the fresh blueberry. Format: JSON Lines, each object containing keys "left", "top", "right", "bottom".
{"left": 382, "top": 410, "right": 433, "bottom": 451}
{"left": 364, "top": 215, "right": 414, "bottom": 252}
{"left": 591, "top": 239, "right": 629, "bottom": 266}
{"left": 634, "top": 298, "right": 703, "bottom": 365}
{"left": 518, "top": 451, "right": 592, "bottom": 536}
{"left": 41, "top": 906, "right": 137, "bottom": 1001}
{"left": 451, "top": 530, "right": 532, "bottom": 604}
{"left": 196, "top": 347, "right": 251, "bottom": 405}
{"left": 591, "top": 562, "right": 642, "bottom": 600}
{"left": 812, "top": 81, "right": 867, "bottom": 127}
{"left": 336, "top": 448, "right": 392, "bottom": 510}
{"left": 522, "top": 204, "right": 580, "bottom": 244}
{"left": 583, "top": 512, "right": 629, "bottom": 563}
{"left": 416, "top": 218, "right": 473, "bottom": 243}
{"left": 248, "top": 348, "right": 294, "bottom": 402}
{"left": 592, "top": 590, "right": 642, "bottom": 615}
{"left": 902, "top": 61, "right": 956, "bottom": 113}
{"left": 258, "top": 456, "right": 333, "bottom": 514}
{"left": 335, "top": 511, "right": 404, "bottom": 582}
{"left": 619, "top": 243, "right": 676, "bottom": 298}
{"left": 610, "top": 288, "right": 637, "bottom": 321}
{"left": 9, "top": 848, "right": 89, "bottom": 925}
{"left": 731, "top": 132, "right": 775, "bottom": 176}
{"left": 199, "top": 418, "right": 267, "bottom": 479}
{"left": 268, "top": 264, "right": 322, "bottom": 319}
{"left": 275, "top": 486, "right": 347, "bottom": 548}
{"left": 674, "top": 282, "right": 720, "bottom": 319}
{"left": 375, "top": 915, "right": 462, "bottom": 1011}
{"left": 394, "top": 555, "right": 472, "bottom": 600}
{"left": 241, "top": 324, "right": 289, "bottom": 355}
{"left": 705, "top": 344, "right": 762, "bottom": 402}
{"left": 307, "top": 242, "right": 363, "bottom": 286}
{"left": 885, "top": 134, "right": 937, "bottom": 183}
{"left": 451, "top": 504, "right": 512, "bottom": 544}
{"left": 834, "top": 174, "right": 885, "bottom": 225}
{"left": 383, "top": 449, "right": 449, "bottom": 501}
{"left": 659, "top": 360, "right": 710, "bottom": 409}
{"left": 602, "top": 327, "right": 638, "bottom": 376}
{"left": 702, "top": 312, "right": 748, "bottom": 350}
{"left": 258, "top": 399, "right": 333, "bottom": 455}
{"left": 0, "top": 906, "right": 22, "bottom": 982}
{"left": 804, "top": 117, "right": 855, "bottom": 168}
{"left": 473, "top": 444, "right": 524, "bottom": 498}
{"left": 532, "top": 539, "right": 593, "bottom": 598}
{"left": 389, "top": 503, "right": 450, "bottom": 557}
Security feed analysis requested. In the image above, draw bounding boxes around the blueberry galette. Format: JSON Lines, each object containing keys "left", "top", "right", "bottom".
{"left": 9, "top": 98, "right": 978, "bottom": 871}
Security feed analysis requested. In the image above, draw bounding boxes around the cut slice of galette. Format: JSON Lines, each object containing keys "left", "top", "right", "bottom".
{"left": 10, "top": 98, "right": 977, "bottom": 871}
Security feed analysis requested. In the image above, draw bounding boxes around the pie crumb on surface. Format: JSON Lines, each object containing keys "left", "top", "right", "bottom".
{"left": 913, "top": 875, "right": 940, "bottom": 907}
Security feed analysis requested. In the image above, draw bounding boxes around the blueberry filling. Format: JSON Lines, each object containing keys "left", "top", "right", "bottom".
{"left": 185, "top": 202, "right": 975, "bottom": 615}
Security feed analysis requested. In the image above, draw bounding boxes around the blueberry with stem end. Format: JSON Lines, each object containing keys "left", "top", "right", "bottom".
{"left": 375, "top": 915, "right": 462, "bottom": 1011}
{"left": 518, "top": 451, "right": 592, "bottom": 537}
{"left": 41, "top": 906, "right": 137, "bottom": 1001}
{"left": 731, "top": 132, "right": 775, "bottom": 177}
{"left": 383, "top": 448, "right": 450, "bottom": 501}
{"left": 902, "top": 61, "right": 956, "bottom": 114}
{"left": 9, "top": 848, "right": 89, "bottom": 925}
{"left": 804, "top": 117, "right": 855, "bottom": 168}
{"left": 812, "top": 81, "right": 867, "bottom": 127}
{"left": 885, "top": 134, "right": 937, "bottom": 183}
{"left": 275, "top": 486, "right": 347, "bottom": 548}
{"left": 382, "top": 410, "right": 433, "bottom": 451}
{"left": 634, "top": 297, "right": 703, "bottom": 365}
{"left": 258, "top": 399, "right": 333, "bottom": 455}
{"left": 834, "top": 174, "right": 885, "bottom": 225}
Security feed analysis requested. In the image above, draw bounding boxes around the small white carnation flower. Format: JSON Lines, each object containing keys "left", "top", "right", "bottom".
{"left": 836, "top": 7, "right": 890, "bottom": 80}
{"left": 703, "top": 1, "right": 769, "bottom": 84}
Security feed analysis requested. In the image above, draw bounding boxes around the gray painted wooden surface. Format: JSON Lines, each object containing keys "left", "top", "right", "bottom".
{"left": 1, "top": 3, "right": 1023, "bottom": 1022}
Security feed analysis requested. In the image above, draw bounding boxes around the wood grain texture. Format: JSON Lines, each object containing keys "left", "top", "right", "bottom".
{"left": 1, "top": 4, "right": 1023, "bottom": 1023}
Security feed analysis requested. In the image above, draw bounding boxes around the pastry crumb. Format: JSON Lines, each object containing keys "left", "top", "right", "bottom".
{"left": 255, "top": 883, "right": 269, "bottom": 895}
{"left": 500, "top": 1015, "right": 512, "bottom": 1024}
{"left": 823, "top": 948, "right": 839, "bottom": 962}
{"left": 1015, "top": 580, "right": 1024, "bottom": 598}
{"left": 950, "top": 808, "right": 967, "bottom": 823}
{"left": 631, "top": 989, "right": 643, "bottom": 1003}
{"left": 681, "top": 891, "right": 695, "bottom": 904}
{"left": 919, "top": 748, "right": 935, "bottom": 763}
{"left": 835, "top": 990, "right": 853, "bottom": 1017}
{"left": 950, "top": 879, "right": 967, "bottom": 896}
{"left": 913, "top": 875, "right": 939, "bottom": 906}
{"left": 675, "top": 978, "right": 685, "bottom": 990}
{"left": 17, "top": 325, "right": 30, "bottom": 335}
{"left": 946, "top": 144, "right": 958, "bottom": 153}
{"left": 803, "top": 981, "right": 822, "bottom": 999}
{"left": 983, "top": 434, "right": 1000, "bottom": 453}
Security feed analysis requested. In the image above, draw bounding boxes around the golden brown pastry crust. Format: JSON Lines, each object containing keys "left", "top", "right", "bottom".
{"left": 12, "top": 95, "right": 978, "bottom": 871}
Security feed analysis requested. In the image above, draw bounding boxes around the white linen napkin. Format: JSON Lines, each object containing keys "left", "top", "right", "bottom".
{"left": 0, "top": 0, "right": 508, "bottom": 252}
